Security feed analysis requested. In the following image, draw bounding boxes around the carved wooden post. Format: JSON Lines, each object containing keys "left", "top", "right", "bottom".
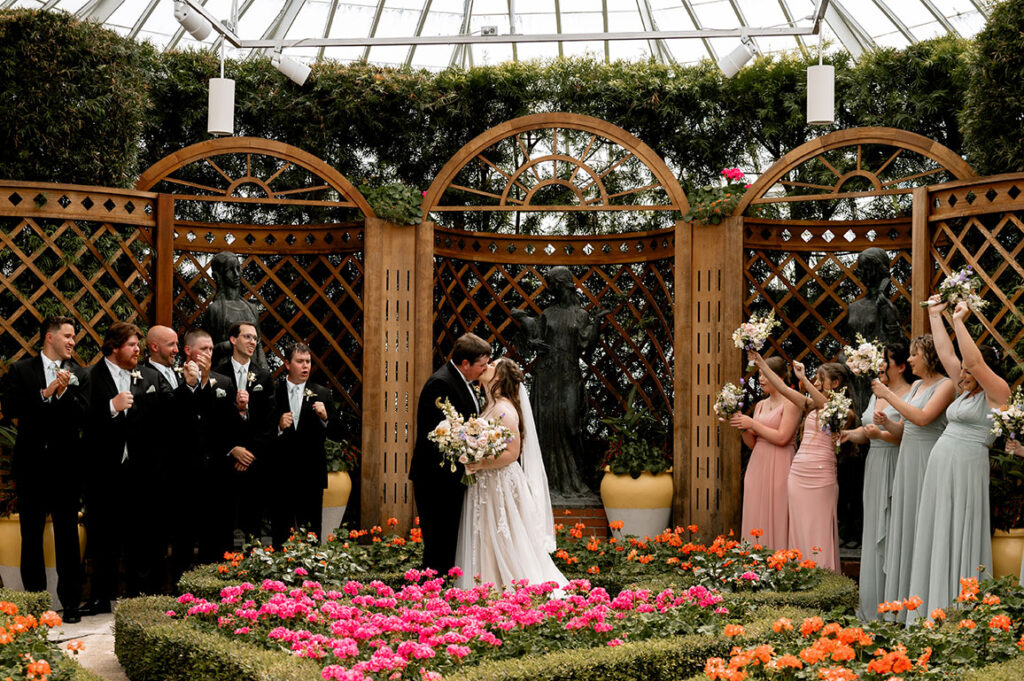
{"left": 679, "top": 216, "right": 744, "bottom": 537}
{"left": 361, "top": 217, "right": 432, "bottom": 533}
{"left": 911, "top": 186, "right": 930, "bottom": 339}
{"left": 153, "top": 193, "right": 174, "bottom": 327}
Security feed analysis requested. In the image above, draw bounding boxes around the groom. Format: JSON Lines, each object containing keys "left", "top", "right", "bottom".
{"left": 409, "top": 333, "right": 491, "bottom": 576}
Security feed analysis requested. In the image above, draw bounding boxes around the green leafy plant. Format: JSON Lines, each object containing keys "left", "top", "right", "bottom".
{"left": 324, "top": 438, "right": 359, "bottom": 473}
{"left": 683, "top": 168, "right": 749, "bottom": 225}
{"left": 359, "top": 182, "right": 422, "bottom": 225}
{"left": 990, "top": 446, "right": 1024, "bottom": 532}
{"left": 600, "top": 385, "right": 672, "bottom": 478}
{"left": 0, "top": 422, "right": 16, "bottom": 518}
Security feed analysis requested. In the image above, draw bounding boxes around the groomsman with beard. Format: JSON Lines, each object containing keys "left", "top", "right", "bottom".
{"left": 409, "top": 333, "right": 491, "bottom": 575}
{"left": 81, "top": 322, "right": 172, "bottom": 612}
{"left": 214, "top": 322, "right": 272, "bottom": 547}
{"left": 142, "top": 325, "right": 201, "bottom": 584}
{"left": 269, "top": 343, "right": 336, "bottom": 547}
{"left": 0, "top": 316, "right": 88, "bottom": 621}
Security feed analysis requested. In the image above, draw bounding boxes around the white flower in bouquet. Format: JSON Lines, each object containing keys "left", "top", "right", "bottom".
{"left": 427, "top": 397, "right": 513, "bottom": 485}
{"left": 819, "top": 387, "right": 852, "bottom": 452}
{"left": 732, "top": 311, "right": 780, "bottom": 366}
{"left": 921, "top": 266, "right": 987, "bottom": 311}
{"left": 843, "top": 334, "right": 886, "bottom": 378}
{"left": 990, "top": 388, "right": 1024, "bottom": 442}
{"left": 713, "top": 381, "right": 745, "bottom": 419}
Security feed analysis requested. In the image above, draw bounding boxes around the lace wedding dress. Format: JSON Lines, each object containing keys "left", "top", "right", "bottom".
{"left": 454, "top": 386, "right": 568, "bottom": 590}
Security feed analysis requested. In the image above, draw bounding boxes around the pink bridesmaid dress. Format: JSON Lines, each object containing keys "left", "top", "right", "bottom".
{"left": 741, "top": 401, "right": 796, "bottom": 549}
{"left": 787, "top": 410, "right": 840, "bottom": 572}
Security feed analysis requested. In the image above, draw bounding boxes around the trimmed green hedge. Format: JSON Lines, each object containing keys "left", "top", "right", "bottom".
{"left": 0, "top": 586, "right": 52, "bottom": 614}
{"left": 115, "top": 593, "right": 813, "bottom": 681}
{"left": 958, "top": 658, "right": 1024, "bottom": 681}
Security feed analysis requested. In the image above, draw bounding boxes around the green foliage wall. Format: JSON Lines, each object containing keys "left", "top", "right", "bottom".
{"left": 0, "top": 8, "right": 993, "bottom": 194}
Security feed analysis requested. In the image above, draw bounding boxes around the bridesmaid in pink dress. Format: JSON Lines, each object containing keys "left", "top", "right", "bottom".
{"left": 729, "top": 356, "right": 801, "bottom": 549}
{"left": 750, "top": 352, "right": 853, "bottom": 573}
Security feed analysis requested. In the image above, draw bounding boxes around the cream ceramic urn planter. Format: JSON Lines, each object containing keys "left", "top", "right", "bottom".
{"left": 991, "top": 528, "right": 1024, "bottom": 580}
{"left": 600, "top": 468, "right": 673, "bottom": 539}
{"left": 0, "top": 514, "right": 86, "bottom": 609}
{"left": 321, "top": 471, "right": 352, "bottom": 542}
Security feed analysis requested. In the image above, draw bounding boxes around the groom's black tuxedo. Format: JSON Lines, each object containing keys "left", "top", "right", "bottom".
{"left": 410, "top": 361, "right": 481, "bottom": 575}
{"left": 0, "top": 354, "right": 88, "bottom": 609}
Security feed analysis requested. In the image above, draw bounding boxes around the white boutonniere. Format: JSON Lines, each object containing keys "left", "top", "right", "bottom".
{"left": 209, "top": 378, "right": 217, "bottom": 387}
{"left": 129, "top": 370, "right": 142, "bottom": 384}
{"left": 173, "top": 364, "right": 184, "bottom": 375}
{"left": 66, "top": 373, "right": 80, "bottom": 387}
{"left": 145, "top": 384, "right": 157, "bottom": 394}
{"left": 215, "top": 387, "right": 227, "bottom": 398}
{"left": 247, "top": 372, "right": 258, "bottom": 387}
{"left": 304, "top": 388, "right": 315, "bottom": 401}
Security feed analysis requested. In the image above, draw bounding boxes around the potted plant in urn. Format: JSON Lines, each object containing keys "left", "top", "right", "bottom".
{"left": 321, "top": 437, "right": 359, "bottom": 542}
{"left": 599, "top": 386, "right": 673, "bottom": 539}
{"left": 990, "top": 444, "right": 1024, "bottom": 579}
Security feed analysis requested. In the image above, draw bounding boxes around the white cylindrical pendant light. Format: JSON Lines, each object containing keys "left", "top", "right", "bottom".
{"left": 807, "top": 64, "right": 834, "bottom": 125}
{"left": 173, "top": 0, "right": 212, "bottom": 41}
{"left": 208, "top": 77, "right": 235, "bottom": 137}
{"left": 272, "top": 52, "right": 312, "bottom": 86}
{"left": 718, "top": 38, "right": 754, "bottom": 79}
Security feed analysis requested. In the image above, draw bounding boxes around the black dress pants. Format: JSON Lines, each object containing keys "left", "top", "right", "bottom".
{"left": 16, "top": 475, "right": 81, "bottom": 609}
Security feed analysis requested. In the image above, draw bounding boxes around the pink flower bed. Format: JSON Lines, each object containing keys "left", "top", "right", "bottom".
{"left": 167, "top": 569, "right": 731, "bottom": 681}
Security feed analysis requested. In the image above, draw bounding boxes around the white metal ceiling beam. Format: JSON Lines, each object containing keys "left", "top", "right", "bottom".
{"left": 448, "top": 0, "right": 474, "bottom": 69}
{"left": 824, "top": 1, "right": 872, "bottom": 58}
{"left": 678, "top": 0, "right": 717, "bottom": 62}
{"left": 508, "top": 0, "right": 518, "bottom": 62}
{"left": 967, "top": 0, "right": 988, "bottom": 18}
{"left": 1, "top": 0, "right": 22, "bottom": 9}
{"left": 917, "top": 0, "right": 960, "bottom": 36}
{"left": 554, "top": 0, "right": 564, "bottom": 58}
{"left": 776, "top": 0, "right": 808, "bottom": 57}
{"left": 602, "top": 0, "right": 610, "bottom": 63}
{"left": 317, "top": 0, "right": 340, "bottom": 61}
{"left": 213, "top": 0, "right": 256, "bottom": 52}
{"left": 81, "top": 0, "right": 128, "bottom": 23}
{"left": 361, "top": 0, "right": 387, "bottom": 62}
{"left": 635, "top": 0, "right": 676, "bottom": 64}
{"left": 725, "top": 0, "right": 760, "bottom": 54}
{"left": 258, "top": 0, "right": 307, "bottom": 56}
{"left": 128, "top": 0, "right": 161, "bottom": 38}
{"left": 869, "top": 0, "right": 916, "bottom": 43}
{"left": 404, "top": 0, "right": 434, "bottom": 66}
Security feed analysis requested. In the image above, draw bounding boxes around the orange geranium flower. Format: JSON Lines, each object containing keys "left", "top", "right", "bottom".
{"left": 799, "top": 616, "right": 824, "bottom": 637}
{"left": 0, "top": 602, "right": 17, "bottom": 616}
{"left": 958, "top": 577, "right": 980, "bottom": 602}
{"left": 38, "top": 611, "right": 61, "bottom": 628}
{"left": 982, "top": 593, "right": 1001, "bottom": 606}
{"left": 723, "top": 624, "right": 745, "bottom": 637}
{"left": 750, "top": 528, "right": 764, "bottom": 538}
{"left": 773, "top": 654, "right": 802, "bottom": 670}
{"left": 608, "top": 520, "right": 624, "bottom": 530}
{"left": 958, "top": 619, "right": 977, "bottom": 630}
{"left": 930, "top": 608, "right": 946, "bottom": 621}
{"left": 773, "top": 617, "right": 793, "bottom": 633}
{"left": 818, "top": 666, "right": 858, "bottom": 681}
{"left": 902, "top": 595, "right": 923, "bottom": 611}
{"left": 989, "top": 614, "right": 1012, "bottom": 631}
{"left": 66, "top": 640, "right": 86, "bottom": 652}
{"left": 587, "top": 565, "right": 600, "bottom": 575}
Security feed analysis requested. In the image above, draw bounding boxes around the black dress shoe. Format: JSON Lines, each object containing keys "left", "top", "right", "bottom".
{"left": 62, "top": 609, "right": 81, "bottom": 624}
{"left": 78, "top": 599, "right": 111, "bottom": 616}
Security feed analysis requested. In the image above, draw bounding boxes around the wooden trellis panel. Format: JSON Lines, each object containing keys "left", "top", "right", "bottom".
{"left": 742, "top": 219, "right": 914, "bottom": 369}
{"left": 0, "top": 182, "right": 158, "bottom": 365}
{"left": 432, "top": 226, "right": 675, "bottom": 445}
{"left": 925, "top": 174, "right": 1024, "bottom": 387}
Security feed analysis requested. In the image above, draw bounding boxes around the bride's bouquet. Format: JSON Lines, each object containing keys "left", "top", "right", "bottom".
{"left": 428, "top": 397, "right": 513, "bottom": 485}
{"left": 990, "top": 387, "right": 1024, "bottom": 443}
{"left": 819, "top": 387, "right": 852, "bottom": 453}
{"left": 843, "top": 334, "right": 886, "bottom": 378}
{"left": 733, "top": 311, "right": 780, "bottom": 366}
{"left": 919, "top": 265, "right": 987, "bottom": 311}
{"left": 713, "top": 381, "right": 745, "bottom": 419}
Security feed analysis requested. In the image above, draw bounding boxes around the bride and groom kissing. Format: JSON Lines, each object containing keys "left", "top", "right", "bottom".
{"left": 408, "top": 333, "right": 567, "bottom": 590}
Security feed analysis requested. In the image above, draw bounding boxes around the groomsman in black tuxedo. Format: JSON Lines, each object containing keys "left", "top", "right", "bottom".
{"left": 213, "top": 321, "right": 273, "bottom": 547}
{"left": 269, "top": 342, "right": 336, "bottom": 546}
{"left": 0, "top": 316, "right": 88, "bottom": 621}
{"left": 409, "top": 333, "right": 491, "bottom": 575}
{"left": 81, "top": 322, "right": 172, "bottom": 611}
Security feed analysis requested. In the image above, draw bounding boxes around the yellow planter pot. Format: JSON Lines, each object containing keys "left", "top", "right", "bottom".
{"left": 321, "top": 471, "right": 352, "bottom": 542}
{"left": 600, "top": 470, "right": 673, "bottom": 539}
{"left": 0, "top": 514, "right": 86, "bottom": 609}
{"left": 991, "top": 528, "right": 1024, "bottom": 580}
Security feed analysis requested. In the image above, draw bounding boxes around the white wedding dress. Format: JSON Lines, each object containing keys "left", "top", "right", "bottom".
{"left": 454, "top": 386, "right": 568, "bottom": 590}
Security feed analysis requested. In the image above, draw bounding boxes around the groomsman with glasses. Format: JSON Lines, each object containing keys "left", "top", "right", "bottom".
{"left": 214, "top": 322, "right": 272, "bottom": 548}
{"left": 269, "top": 342, "right": 337, "bottom": 547}
{"left": 0, "top": 316, "right": 88, "bottom": 622}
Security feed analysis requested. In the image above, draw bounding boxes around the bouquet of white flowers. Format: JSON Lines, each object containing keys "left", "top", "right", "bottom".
{"left": 427, "top": 397, "right": 513, "bottom": 485}
{"left": 920, "top": 266, "right": 986, "bottom": 311}
{"left": 713, "top": 381, "right": 745, "bottom": 419}
{"left": 843, "top": 334, "right": 886, "bottom": 378}
{"left": 818, "top": 387, "right": 852, "bottom": 453}
{"left": 990, "top": 387, "right": 1024, "bottom": 444}
{"left": 733, "top": 311, "right": 781, "bottom": 366}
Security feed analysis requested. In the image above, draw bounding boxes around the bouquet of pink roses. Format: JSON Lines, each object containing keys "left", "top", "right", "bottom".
{"left": 732, "top": 310, "right": 780, "bottom": 367}
{"left": 713, "top": 382, "right": 745, "bottom": 419}
{"left": 428, "top": 397, "right": 513, "bottom": 485}
{"left": 818, "top": 388, "right": 852, "bottom": 453}
{"left": 843, "top": 334, "right": 886, "bottom": 378}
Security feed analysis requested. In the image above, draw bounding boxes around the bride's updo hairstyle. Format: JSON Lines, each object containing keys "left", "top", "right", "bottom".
{"left": 491, "top": 358, "right": 526, "bottom": 439}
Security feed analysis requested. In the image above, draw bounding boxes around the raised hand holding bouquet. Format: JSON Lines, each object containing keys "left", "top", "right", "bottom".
{"left": 990, "top": 387, "right": 1024, "bottom": 445}
{"left": 818, "top": 387, "right": 853, "bottom": 453}
{"left": 428, "top": 397, "right": 513, "bottom": 485}
{"left": 919, "top": 265, "right": 986, "bottom": 310}
{"left": 713, "top": 382, "right": 745, "bottom": 419}
{"left": 842, "top": 334, "right": 886, "bottom": 378}
{"left": 732, "top": 311, "right": 780, "bottom": 367}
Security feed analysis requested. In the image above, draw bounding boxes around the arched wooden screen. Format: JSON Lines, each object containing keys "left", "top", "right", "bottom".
{"left": 733, "top": 128, "right": 975, "bottom": 369}
{"left": 136, "top": 137, "right": 373, "bottom": 417}
{"left": 419, "top": 113, "right": 689, "bottom": 507}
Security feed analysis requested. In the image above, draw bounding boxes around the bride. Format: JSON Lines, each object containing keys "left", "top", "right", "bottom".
{"left": 453, "top": 358, "right": 568, "bottom": 590}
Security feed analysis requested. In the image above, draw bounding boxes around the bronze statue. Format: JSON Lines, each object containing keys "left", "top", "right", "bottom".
{"left": 847, "top": 247, "right": 902, "bottom": 346}
{"left": 511, "top": 266, "right": 609, "bottom": 504}
{"left": 204, "top": 251, "right": 267, "bottom": 368}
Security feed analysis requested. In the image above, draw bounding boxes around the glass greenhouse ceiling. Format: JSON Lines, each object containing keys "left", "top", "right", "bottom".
{"left": 3, "top": 0, "right": 989, "bottom": 70}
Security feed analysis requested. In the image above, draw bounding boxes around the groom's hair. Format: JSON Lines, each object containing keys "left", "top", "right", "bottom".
{"left": 452, "top": 333, "right": 491, "bottom": 364}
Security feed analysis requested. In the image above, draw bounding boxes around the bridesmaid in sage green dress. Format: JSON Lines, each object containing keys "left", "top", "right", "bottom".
{"left": 842, "top": 343, "right": 912, "bottom": 621}
{"left": 906, "top": 299, "right": 1009, "bottom": 622}
{"left": 872, "top": 334, "right": 955, "bottom": 623}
